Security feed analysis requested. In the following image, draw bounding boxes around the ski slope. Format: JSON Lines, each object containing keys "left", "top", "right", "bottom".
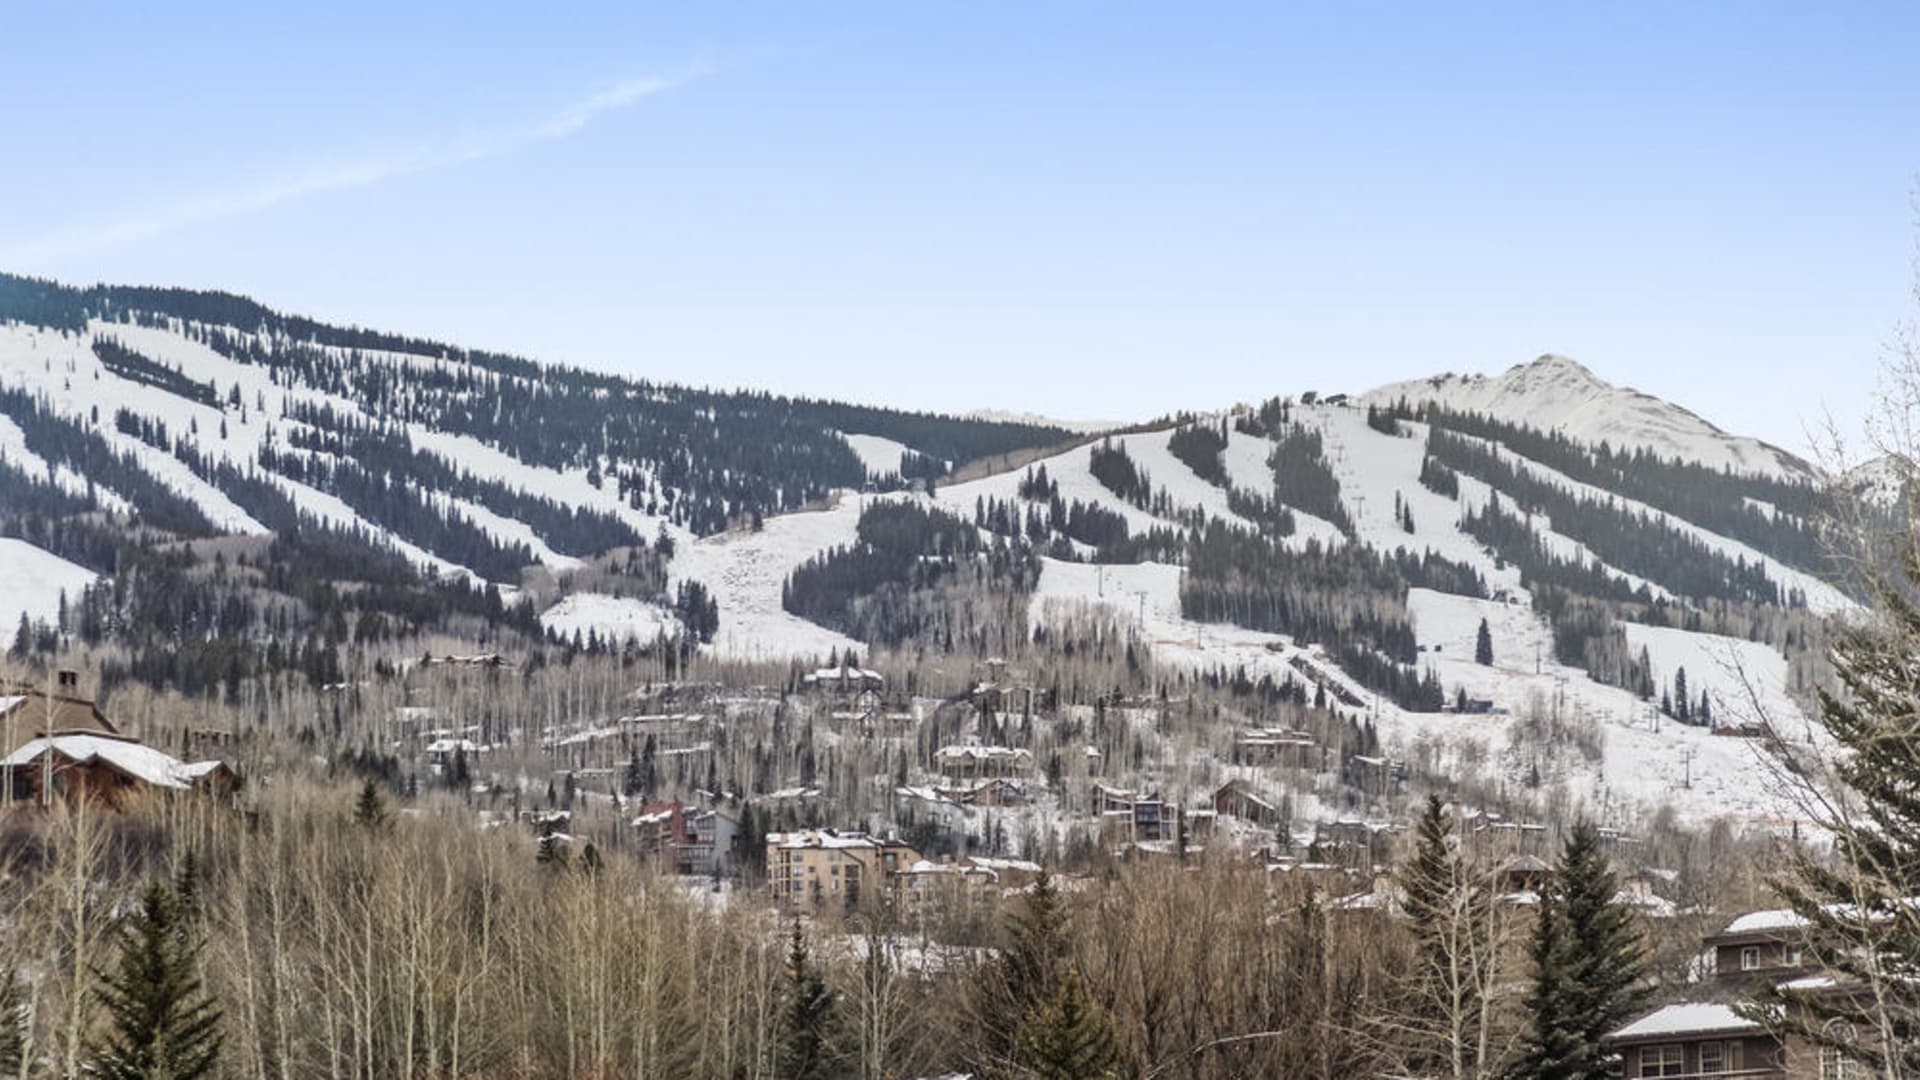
{"left": 0, "top": 538, "right": 96, "bottom": 635}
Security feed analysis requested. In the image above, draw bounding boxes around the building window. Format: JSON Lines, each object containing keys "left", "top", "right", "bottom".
{"left": 1740, "top": 946, "right": 1761, "bottom": 971}
{"left": 1698, "top": 1041, "right": 1726, "bottom": 1073}
{"left": 1821, "top": 1021, "right": 1859, "bottom": 1080}
{"left": 1638, "top": 1045, "right": 1684, "bottom": 1077}
{"left": 1786, "top": 946, "right": 1804, "bottom": 967}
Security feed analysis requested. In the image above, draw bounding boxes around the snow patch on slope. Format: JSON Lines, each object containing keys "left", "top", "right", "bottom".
{"left": 839, "top": 432, "right": 930, "bottom": 480}
{"left": 670, "top": 492, "right": 872, "bottom": 661}
{"left": 0, "top": 538, "right": 96, "bottom": 633}
{"left": 542, "top": 593, "right": 680, "bottom": 644}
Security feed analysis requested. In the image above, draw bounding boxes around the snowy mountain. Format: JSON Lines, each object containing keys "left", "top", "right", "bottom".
{"left": 0, "top": 272, "right": 1854, "bottom": 829}
{"left": 1358, "top": 354, "right": 1815, "bottom": 482}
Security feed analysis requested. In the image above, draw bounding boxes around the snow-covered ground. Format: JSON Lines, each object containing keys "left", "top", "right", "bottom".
{"left": 669, "top": 493, "right": 873, "bottom": 661}
{"left": 838, "top": 431, "right": 937, "bottom": 480}
{"left": 541, "top": 592, "right": 680, "bottom": 644}
{"left": 0, "top": 538, "right": 96, "bottom": 634}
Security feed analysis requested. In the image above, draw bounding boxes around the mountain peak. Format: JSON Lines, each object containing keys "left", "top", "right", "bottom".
{"left": 1515, "top": 353, "right": 1600, "bottom": 379}
{"left": 1357, "top": 355, "right": 1813, "bottom": 481}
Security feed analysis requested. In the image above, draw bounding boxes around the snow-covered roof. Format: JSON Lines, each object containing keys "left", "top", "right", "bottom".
{"left": 1608, "top": 1003, "right": 1765, "bottom": 1041}
{"left": 803, "top": 666, "right": 883, "bottom": 685}
{"left": 1, "top": 734, "right": 221, "bottom": 790}
{"left": 765, "top": 786, "right": 822, "bottom": 800}
{"left": 934, "top": 744, "right": 1031, "bottom": 763}
{"left": 1615, "top": 891, "right": 1678, "bottom": 918}
{"left": 424, "top": 737, "right": 480, "bottom": 754}
{"left": 967, "top": 856, "right": 1042, "bottom": 874}
{"left": 1721, "top": 909, "right": 1808, "bottom": 936}
{"left": 769, "top": 829, "right": 911, "bottom": 851}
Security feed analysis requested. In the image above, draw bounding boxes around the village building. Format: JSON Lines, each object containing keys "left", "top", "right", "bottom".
{"left": 901, "top": 854, "right": 1045, "bottom": 918}
{"left": 1213, "top": 778, "right": 1285, "bottom": 827}
{"left": 1604, "top": 907, "right": 1868, "bottom": 1078}
{"left": 0, "top": 674, "right": 237, "bottom": 808}
{"left": 0, "top": 672, "right": 115, "bottom": 753}
{"left": 1232, "top": 727, "right": 1320, "bottom": 768}
{"left": 633, "top": 800, "right": 738, "bottom": 877}
{"left": 1090, "top": 784, "right": 1173, "bottom": 844}
{"left": 801, "top": 665, "right": 885, "bottom": 693}
{"left": 767, "top": 829, "right": 921, "bottom": 909}
{"left": 933, "top": 744, "right": 1032, "bottom": 782}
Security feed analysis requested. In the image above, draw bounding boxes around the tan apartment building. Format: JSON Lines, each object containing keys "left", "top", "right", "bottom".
{"left": 767, "top": 829, "right": 921, "bottom": 909}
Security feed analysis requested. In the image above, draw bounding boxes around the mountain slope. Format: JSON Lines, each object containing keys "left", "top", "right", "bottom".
{"left": 0, "top": 272, "right": 1852, "bottom": 829}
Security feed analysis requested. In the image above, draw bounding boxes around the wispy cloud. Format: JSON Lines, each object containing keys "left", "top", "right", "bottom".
{"left": 3, "top": 65, "right": 709, "bottom": 266}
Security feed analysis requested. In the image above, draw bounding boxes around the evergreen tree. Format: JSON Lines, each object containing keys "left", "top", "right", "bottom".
{"left": 1475, "top": 618, "right": 1494, "bottom": 666}
{"left": 1399, "top": 794, "right": 1508, "bottom": 1078}
{"left": 1509, "top": 822, "right": 1647, "bottom": 1080}
{"left": 778, "top": 920, "right": 841, "bottom": 1080}
{"left": 1673, "top": 668, "right": 1691, "bottom": 724}
{"left": 1014, "top": 970, "right": 1132, "bottom": 1080}
{"left": 1759, "top": 549, "right": 1920, "bottom": 1074}
{"left": 91, "top": 882, "right": 224, "bottom": 1080}
{"left": 0, "top": 966, "right": 24, "bottom": 1076}
{"left": 351, "top": 778, "right": 386, "bottom": 829}
{"left": 536, "top": 820, "right": 568, "bottom": 868}
{"left": 1002, "top": 869, "right": 1070, "bottom": 1017}
{"left": 968, "top": 867, "right": 1073, "bottom": 1075}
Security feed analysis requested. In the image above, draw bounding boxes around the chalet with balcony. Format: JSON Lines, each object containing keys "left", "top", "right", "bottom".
{"left": 1604, "top": 906, "right": 1875, "bottom": 1079}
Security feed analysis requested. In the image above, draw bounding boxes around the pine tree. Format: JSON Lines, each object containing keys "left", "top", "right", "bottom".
{"left": 1674, "top": 668, "right": 1691, "bottom": 724}
{"left": 1475, "top": 618, "right": 1494, "bottom": 666}
{"left": 1399, "top": 795, "right": 1509, "bottom": 1078}
{"left": 778, "top": 920, "right": 841, "bottom": 1080}
{"left": 0, "top": 966, "right": 24, "bottom": 1076}
{"left": 91, "top": 882, "right": 224, "bottom": 1080}
{"left": 1759, "top": 549, "right": 1920, "bottom": 1074}
{"left": 968, "top": 867, "right": 1073, "bottom": 1074}
{"left": 1509, "top": 822, "right": 1646, "bottom": 1080}
{"left": 351, "top": 778, "right": 386, "bottom": 829}
{"left": 1014, "top": 970, "right": 1132, "bottom": 1080}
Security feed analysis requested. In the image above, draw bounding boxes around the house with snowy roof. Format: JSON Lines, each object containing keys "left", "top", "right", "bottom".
{"left": 1604, "top": 906, "right": 1874, "bottom": 1078}
{"left": 1, "top": 672, "right": 236, "bottom": 808}
{"left": 767, "top": 828, "right": 921, "bottom": 909}
{"left": 3, "top": 731, "right": 237, "bottom": 808}
{"left": 1213, "top": 778, "right": 1284, "bottom": 827}
{"left": 932, "top": 743, "right": 1031, "bottom": 782}
{"left": 632, "top": 800, "right": 736, "bottom": 877}
{"left": 801, "top": 665, "right": 884, "bottom": 693}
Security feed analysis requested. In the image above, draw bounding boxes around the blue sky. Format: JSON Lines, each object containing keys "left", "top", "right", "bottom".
{"left": 2, "top": 4, "right": 1914, "bottom": 456}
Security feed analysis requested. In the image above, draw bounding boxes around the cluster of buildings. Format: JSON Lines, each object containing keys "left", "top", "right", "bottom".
{"left": 765, "top": 828, "right": 1042, "bottom": 916}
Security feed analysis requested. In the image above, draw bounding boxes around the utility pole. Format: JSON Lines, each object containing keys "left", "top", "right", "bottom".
{"left": 41, "top": 668, "right": 54, "bottom": 808}
{"left": 1680, "top": 745, "right": 1696, "bottom": 789}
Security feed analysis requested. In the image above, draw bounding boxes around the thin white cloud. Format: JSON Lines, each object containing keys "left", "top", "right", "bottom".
{"left": 3, "top": 66, "right": 708, "bottom": 266}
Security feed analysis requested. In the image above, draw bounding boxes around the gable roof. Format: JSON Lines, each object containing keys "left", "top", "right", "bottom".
{"left": 2, "top": 732, "right": 218, "bottom": 790}
{"left": 1606, "top": 1002, "right": 1768, "bottom": 1042}
{"left": 0, "top": 688, "right": 118, "bottom": 751}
